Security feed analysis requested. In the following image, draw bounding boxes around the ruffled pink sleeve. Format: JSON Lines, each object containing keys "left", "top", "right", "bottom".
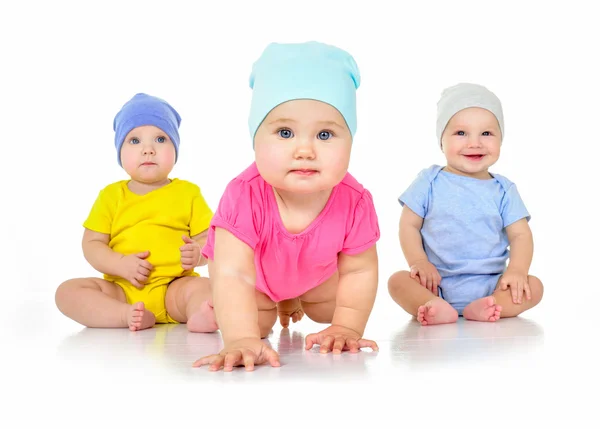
{"left": 341, "top": 189, "right": 380, "bottom": 255}
{"left": 201, "top": 179, "right": 262, "bottom": 260}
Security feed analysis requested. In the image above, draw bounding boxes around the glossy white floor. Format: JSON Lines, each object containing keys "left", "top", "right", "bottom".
{"left": 5, "top": 275, "right": 597, "bottom": 428}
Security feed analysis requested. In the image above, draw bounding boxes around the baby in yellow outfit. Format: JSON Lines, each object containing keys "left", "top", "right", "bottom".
{"left": 56, "top": 93, "right": 218, "bottom": 332}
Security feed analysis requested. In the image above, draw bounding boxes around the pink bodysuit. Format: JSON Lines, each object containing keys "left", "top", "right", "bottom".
{"left": 202, "top": 163, "right": 380, "bottom": 302}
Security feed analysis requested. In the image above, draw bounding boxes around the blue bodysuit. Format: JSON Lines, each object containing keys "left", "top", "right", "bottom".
{"left": 399, "top": 165, "right": 530, "bottom": 315}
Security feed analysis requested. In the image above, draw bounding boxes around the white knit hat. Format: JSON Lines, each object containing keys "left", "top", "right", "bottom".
{"left": 436, "top": 83, "right": 504, "bottom": 146}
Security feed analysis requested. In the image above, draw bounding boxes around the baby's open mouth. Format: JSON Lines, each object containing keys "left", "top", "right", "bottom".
{"left": 464, "top": 155, "right": 484, "bottom": 161}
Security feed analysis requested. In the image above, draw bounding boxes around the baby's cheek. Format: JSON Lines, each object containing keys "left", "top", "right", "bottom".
{"left": 159, "top": 145, "right": 177, "bottom": 165}
{"left": 120, "top": 151, "right": 138, "bottom": 172}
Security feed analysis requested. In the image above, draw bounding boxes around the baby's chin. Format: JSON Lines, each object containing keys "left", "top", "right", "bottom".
{"left": 131, "top": 173, "right": 171, "bottom": 185}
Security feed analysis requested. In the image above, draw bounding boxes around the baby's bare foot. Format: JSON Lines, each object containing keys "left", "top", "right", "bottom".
{"left": 463, "top": 296, "right": 502, "bottom": 322}
{"left": 416, "top": 298, "right": 459, "bottom": 326}
{"left": 127, "top": 302, "right": 155, "bottom": 331}
{"left": 187, "top": 300, "right": 218, "bottom": 333}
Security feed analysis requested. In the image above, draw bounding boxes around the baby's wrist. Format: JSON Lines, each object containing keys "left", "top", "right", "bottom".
{"left": 408, "top": 257, "right": 428, "bottom": 266}
{"left": 505, "top": 265, "right": 528, "bottom": 276}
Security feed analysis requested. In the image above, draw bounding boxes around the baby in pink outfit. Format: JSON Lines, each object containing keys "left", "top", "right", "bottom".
{"left": 194, "top": 41, "right": 381, "bottom": 372}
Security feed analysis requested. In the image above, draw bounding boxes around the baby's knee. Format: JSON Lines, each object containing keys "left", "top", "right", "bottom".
{"left": 528, "top": 275, "right": 544, "bottom": 304}
{"left": 387, "top": 271, "right": 412, "bottom": 294}
{"left": 55, "top": 279, "right": 81, "bottom": 305}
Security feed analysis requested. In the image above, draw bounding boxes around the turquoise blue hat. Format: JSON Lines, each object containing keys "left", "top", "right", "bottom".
{"left": 248, "top": 41, "right": 361, "bottom": 144}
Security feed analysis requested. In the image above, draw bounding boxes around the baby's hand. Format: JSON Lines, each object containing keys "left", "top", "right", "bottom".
{"left": 180, "top": 236, "right": 201, "bottom": 270}
{"left": 499, "top": 270, "right": 531, "bottom": 304}
{"left": 192, "top": 338, "right": 280, "bottom": 372}
{"left": 410, "top": 259, "right": 442, "bottom": 295}
{"left": 305, "top": 325, "right": 379, "bottom": 354}
{"left": 119, "top": 251, "right": 153, "bottom": 288}
{"left": 277, "top": 298, "right": 304, "bottom": 328}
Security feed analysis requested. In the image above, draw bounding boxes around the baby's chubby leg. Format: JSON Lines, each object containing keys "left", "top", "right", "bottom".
{"left": 55, "top": 278, "right": 155, "bottom": 331}
{"left": 298, "top": 272, "right": 339, "bottom": 324}
{"left": 165, "top": 276, "right": 217, "bottom": 333}
{"left": 493, "top": 275, "right": 544, "bottom": 318}
{"left": 166, "top": 277, "right": 278, "bottom": 338}
{"left": 388, "top": 271, "right": 458, "bottom": 326}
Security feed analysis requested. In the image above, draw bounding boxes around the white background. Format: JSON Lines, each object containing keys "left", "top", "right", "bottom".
{"left": 1, "top": 0, "right": 598, "bottom": 427}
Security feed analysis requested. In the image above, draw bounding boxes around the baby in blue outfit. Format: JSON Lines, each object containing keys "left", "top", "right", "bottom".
{"left": 388, "top": 83, "right": 544, "bottom": 325}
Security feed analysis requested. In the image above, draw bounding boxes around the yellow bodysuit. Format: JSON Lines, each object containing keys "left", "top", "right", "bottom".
{"left": 83, "top": 179, "right": 213, "bottom": 323}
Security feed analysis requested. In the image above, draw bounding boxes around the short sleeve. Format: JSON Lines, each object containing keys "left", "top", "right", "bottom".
{"left": 201, "top": 179, "right": 262, "bottom": 260}
{"left": 190, "top": 187, "right": 214, "bottom": 236}
{"left": 500, "top": 184, "right": 530, "bottom": 228}
{"left": 82, "top": 188, "right": 114, "bottom": 234}
{"left": 341, "top": 190, "right": 380, "bottom": 255}
{"left": 398, "top": 169, "right": 432, "bottom": 218}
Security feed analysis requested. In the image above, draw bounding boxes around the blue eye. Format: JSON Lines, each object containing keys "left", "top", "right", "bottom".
{"left": 318, "top": 131, "right": 332, "bottom": 140}
{"left": 278, "top": 129, "right": 293, "bottom": 139}
{"left": 130, "top": 138, "right": 140, "bottom": 144}
{"left": 156, "top": 136, "right": 166, "bottom": 143}
{"left": 482, "top": 131, "right": 490, "bottom": 136}
{"left": 457, "top": 131, "right": 465, "bottom": 136}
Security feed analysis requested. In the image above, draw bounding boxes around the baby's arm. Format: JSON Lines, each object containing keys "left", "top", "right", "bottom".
{"left": 83, "top": 228, "right": 153, "bottom": 288}
{"left": 400, "top": 206, "right": 441, "bottom": 293}
{"left": 399, "top": 205, "right": 427, "bottom": 265}
{"left": 82, "top": 229, "right": 124, "bottom": 276}
{"left": 210, "top": 227, "right": 260, "bottom": 342}
{"left": 194, "top": 227, "right": 280, "bottom": 371}
{"left": 498, "top": 218, "right": 534, "bottom": 303}
{"left": 303, "top": 245, "right": 379, "bottom": 353}
{"left": 505, "top": 218, "right": 533, "bottom": 274}
{"left": 333, "top": 245, "right": 379, "bottom": 336}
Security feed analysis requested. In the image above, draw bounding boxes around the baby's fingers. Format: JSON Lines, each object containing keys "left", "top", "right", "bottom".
{"left": 263, "top": 348, "right": 281, "bottom": 368}
{"left": 332, "top": 336, "right": 345, "bottom": 354}
{"left": 241, "top": 350, "right": 258, "bottom": 372}
{"left": 139, "top": 260, "right": 154, "bottom": 271}
{"left": 192, "top": 354, "right": 222, "bottom": 369}
{"left": 345, "top": 338, "right": 360, "bottom": 353}
{"left": 524, "top": 280, "right": 532, "bottom": 301}
{"left": 130, "top": 278, "right": 143, "bottom": 288}
{"left": 223, "top": 351, "right": 243, "bottom": 372}
{"left": 304, "top": 333, "right": 319, "bottom": 350}
{"left": 357, "top": 339, "right": 379, "bottom": 352}
{"left": 510, "top": 281, "right": 518, "bottom": 304}
{"left": 137, "top": 266, "right": 151, "bottom": 277}
{"left": 319, "top": 335, "right": 335, "bottom": 354}
{"left": 426, "top": 275, "right": 434, "bottom": 292}
{"left": 179, "top": 244, "right": 195, "bottom": 252}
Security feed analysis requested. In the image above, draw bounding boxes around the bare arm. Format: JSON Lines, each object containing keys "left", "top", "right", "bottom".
{"left": 333, "top": 245, "right": 378, "bottom": 336}
{"left": 208, "top": 227, "right": 260, "bottom": 344}
{"left": 399, "top": 205, "right": 427, "bottom": 266}
{"left": 191, "top": 229, "right": 209, "bottom": 267}
{"left": 505, "top": 218, "right": 533, "bottom": 274}
{"left": 82, "top": 228, "right": 123, "bottom": 277}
